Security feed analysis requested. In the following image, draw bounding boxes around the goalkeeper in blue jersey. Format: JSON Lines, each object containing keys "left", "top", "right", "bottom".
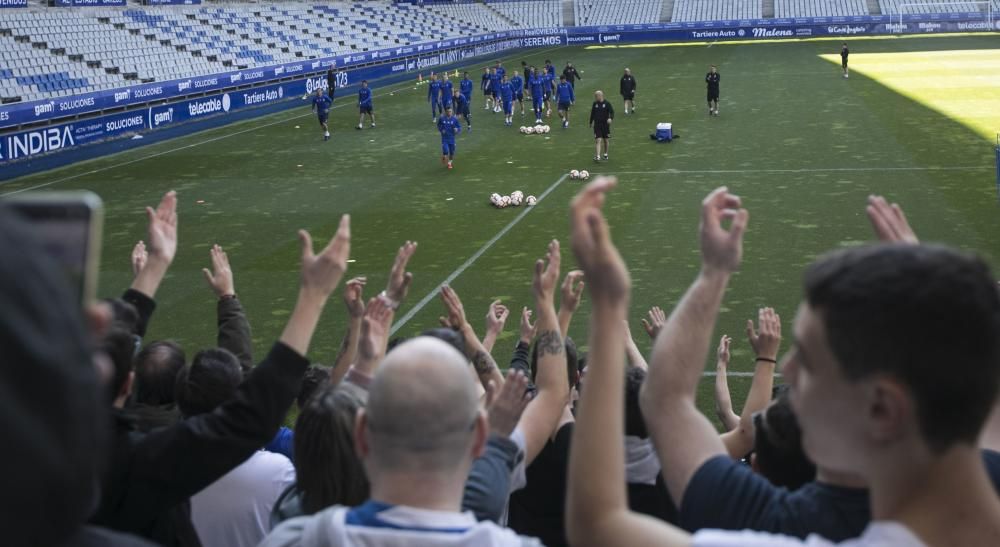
{"left": 437, "top": 105, "right": 462, "bottom": 170}
{"left": 357, "top": 80, "right": 375, "bottom": 129}
{"left": 309, "top": 88, "right": 332, "bottom": 141}
{"left": 556, "top": 75, "right": 575, "bottom": 129}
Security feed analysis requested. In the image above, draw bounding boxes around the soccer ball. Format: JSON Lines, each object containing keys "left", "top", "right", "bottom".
{"left": 519, "top": 126, "right": 527, "bottom": 133}
{"left": 534, "top": 125, "right": 543, "bottom": 133}
{"left": 526, "top": 195, "right": 537, "bottom": 206}
{"left": 542, "top": 125, "right": 550, "bottom": 133}
{"left": 579, "top": 170, "right": 590, "bottom": 180}
{"left": 490, "top": 193, "right": 501, "bottom": 205}
{"left": 512, "top": 190, "right": 524, "bottom": 199}
{"left": 525, "top": 126, "right": 534, "bottom": 134}
{"left": 570, "top": 170, "right": 580, "bottom": 179}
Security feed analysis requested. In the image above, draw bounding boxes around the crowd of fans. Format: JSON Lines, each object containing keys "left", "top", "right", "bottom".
{"left": 4, "top": 180, "right": 1000, "bottom": 547}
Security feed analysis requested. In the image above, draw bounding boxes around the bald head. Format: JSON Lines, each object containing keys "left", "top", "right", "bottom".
{"left": 594, "top": 90, "right": 605, "bottom": 101}
{"left": 363, "top": 337, "right": 482, "bottom": 473}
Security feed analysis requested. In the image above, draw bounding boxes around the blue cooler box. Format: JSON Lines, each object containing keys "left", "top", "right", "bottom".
{"left": 655, "top": 122, "right": 673, "bottom": 142}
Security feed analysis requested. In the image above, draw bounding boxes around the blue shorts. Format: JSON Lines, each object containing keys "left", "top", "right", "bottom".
{"left": 317, "top": 112, "right": 329, "bottom": 124}
{"left": 442, "top": 97, "right": 452, "bottom": 108}
{"left": 462, "top": 93, "right": 472, "bottom": 104}
{"left": 502, "top": 100, "right": 512, "bottom": 114}
{"left": 543, "top": 91, "right": 551, "bottom": 101}
{"left": 532, "top": 96, "right": 543, "bottom": 109}
{"left": 515, "top": 92, "right": 523, "bottom": 101}
{"left": 558, "top": 101, "right": 571, "bottom": 111}
{"left": 360, "top": 104, "right": 373, "bottom": 114}
{"left": 441, "top": 141, "right": 456, "bottom": 156}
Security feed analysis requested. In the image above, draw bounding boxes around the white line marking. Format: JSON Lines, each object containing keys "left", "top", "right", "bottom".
{"left": 703, "top": 371, "right": 783, "bottom": 378}
{"left": 390, "top": 174, "right": 569, "bottom": 335}
{"left": 611, "top": 165, "right": 992, "bottom": 176}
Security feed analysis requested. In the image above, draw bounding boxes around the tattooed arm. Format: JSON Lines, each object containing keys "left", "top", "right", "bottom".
{"left": 514, "top": 240, "right": 571, "bottom": 466}
{"left": 440, "top": 285, "right": 506, "bottom": 391}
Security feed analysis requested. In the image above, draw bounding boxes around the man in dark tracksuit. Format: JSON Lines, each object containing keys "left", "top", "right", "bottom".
{"left": 589, "top": 90, "right": 615, "bottom": 162}
{"left": 562, "top": 62, "right": 582, "bottom": 88}
{"left": 326, "top": 67, "right": 336, "bottom": 99}
{"left": 620, "top": 68, "right": 637, "bottom": 115}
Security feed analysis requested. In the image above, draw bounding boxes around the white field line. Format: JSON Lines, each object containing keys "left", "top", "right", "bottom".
{"left": 390, "top": 173, "right": 569, "bottom": 335}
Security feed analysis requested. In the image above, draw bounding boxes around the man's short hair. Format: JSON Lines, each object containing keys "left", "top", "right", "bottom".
{"left": 365, "top": 337, "right": 480, "bottom": 473}
{"left": 804, "top": 244, "right": 1000, "bottom": 452}
{"left": 298, "top": 365, "right": 332, "bottom": 410}
{"left": 103, "top": 327, "right": 137, "bottom": 403}
{"left": 133, "top": 340, "right": 186, "bottom": 406}
{"left": 175, "top": 348, "right": 242, "bottom": 417}
{"left": 753, "top": 392, "right": 815, "bottom": 490}
{"left": 295, "top": 384, "right": 369, "bottom": 513}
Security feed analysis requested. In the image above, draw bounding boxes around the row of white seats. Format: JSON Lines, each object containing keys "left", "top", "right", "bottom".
{"left": 672, "top": 0, "right": 763, "bottom": 21}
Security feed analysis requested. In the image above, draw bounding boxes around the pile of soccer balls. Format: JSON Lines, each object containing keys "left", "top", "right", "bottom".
{"left": 490, "top": 191, "right": 538, "bottom": 208}
{"left": 569, "top": 169, "right": 590, "bottom": 180}
{"left": 520, "top": 125, "right": 551, "bottom": 135}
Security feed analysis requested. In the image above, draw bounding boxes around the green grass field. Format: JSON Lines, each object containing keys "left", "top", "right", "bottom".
{"left": 4, "top": 33, "right": 999, "bottom": 426}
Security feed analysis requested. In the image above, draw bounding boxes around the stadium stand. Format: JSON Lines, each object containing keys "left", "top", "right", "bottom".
{"left": 574, "top": 0, "right": 665, "bottom": 24}
{"left": 488, "top": 0, "right": 562, "bottom": 28}
{"left": 671, "top": 0, "right": 763, "bottom": 21}
{"left": 1, "top": 0, "right": 994, "bottom": 104}
{"left": 774, "top": 0, "right": 869, "bottom": 17}
{"left": 878, "top": 0, "right": 992, "bottom": 13}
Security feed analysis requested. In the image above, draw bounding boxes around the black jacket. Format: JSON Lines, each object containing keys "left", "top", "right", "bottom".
{"left": 562, "top": 66, "right": 581, "bottom": 84}
{"left": 620, "top": 75, "right": 636, "bottom": 96}
{"left": 90, "top": 343, "right": 309, "bottom": 546}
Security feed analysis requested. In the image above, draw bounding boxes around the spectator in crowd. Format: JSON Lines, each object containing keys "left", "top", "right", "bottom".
{"left": 566, "top": 179, "right": 1000, "bottom": 546}
{"left": 179, "top": 346, "right": 297, "bottom": 547}
{"left": 129, "top": 340, "right": 185, "bottom": 432}
{"left": 89, "top": 191, "right": 354, "bottom": 547}
{"left": 0, "top": 207, "right": 156, "bottom": 547}
{"left": 262, "top": 336, "right": 542, "bottom": 546}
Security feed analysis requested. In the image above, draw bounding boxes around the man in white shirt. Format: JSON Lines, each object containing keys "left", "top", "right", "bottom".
{"left": 177, "top": 348, "right": 299, "bottom": 547}
{"left": 191, "top": 450, "right": 295, "bottom": 547}
{"left": 261, "top": 335, "right": 546, "bottom": 547}
{"left": 563, "top": 179, "right": 1000, "bottom": 547}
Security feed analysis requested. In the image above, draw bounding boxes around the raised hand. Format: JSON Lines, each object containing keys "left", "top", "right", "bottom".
{"left": 640, "top": 305, "right": 666, "bottom": 340}
{"left": 866, "top": 195, "right": 918, "bottom": 244}
{"left": 532, "top": 239, "right": 561, "bottom": 308}
{"left": 700, "top": 187, "right": 749, "bottom": 276}
{"left": 439, "top": 285, "right": 468, "bottom": 330}
{"left": 716, "top": 335, "right": 731, "bottom": 366}
{"left": 131, "top": 240, "right": 147, "bottom": 278}
{"left": 519, "top": 307, "right": 536, "bottom": 345}
{"left": 560, "top": 270, "right": 586, "bottom": 313}
{"left": 201, "top": 244, "right": 235, "bottom": 298}
{"left": 297, "top": 214, "right": 351, "bottom": 299}
{"left": 569, "top": 177, "right": 630, "bottom": 303}
{"left": 385, "top": 241, "right": 417, "bottom": 304}
{"left": 486, "top": 300, "right": 509, "bottom": 335}
{"left": 746, "top": 307, "right": 781, "bottom": 361}
{"left": 130, "top": 191, "right": 178, "bottom": 298}
{"left": 483, "top": 299, "right": 509, "bottom": 352}
{"left": 486, "top": 369, "right": 531, "bottom": 437}
{"left": 356, "top": 296, "right": 393, "bottom": 373}
{"left": 145, "top": 190, "right": 178, "bottom": 263}
{"left": 343, "top": 276, "right": 367, "bottom": 319}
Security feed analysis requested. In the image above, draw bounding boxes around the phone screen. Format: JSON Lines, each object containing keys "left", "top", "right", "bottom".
{"left": 4, "top": 192, "right": 103, "bottom": 305}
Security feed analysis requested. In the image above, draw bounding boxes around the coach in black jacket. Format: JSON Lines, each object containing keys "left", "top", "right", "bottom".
{"left": 89, "top": 191, "right": 353, "bottom": 547}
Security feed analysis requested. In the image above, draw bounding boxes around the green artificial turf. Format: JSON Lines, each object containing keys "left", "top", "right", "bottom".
{"left": 4, "top": 34, "right": 1000, "bottom": 428}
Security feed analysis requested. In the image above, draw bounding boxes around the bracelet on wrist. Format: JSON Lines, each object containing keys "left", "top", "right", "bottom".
{"left": 378, "top": 290, "right": 400, "bottom": 310}
{"left": 755, "top": 357, "right": 777, "bottom": 364}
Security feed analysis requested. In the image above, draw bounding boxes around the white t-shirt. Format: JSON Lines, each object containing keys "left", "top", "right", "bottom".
{"left": 261, "top": 501, "right": 542, "bottom": 547}
{"left": 191, "top": 449, "right": 296, "bottom": 547}
{"left": 693, "top": 522, "right": 925, "bottom": 547}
